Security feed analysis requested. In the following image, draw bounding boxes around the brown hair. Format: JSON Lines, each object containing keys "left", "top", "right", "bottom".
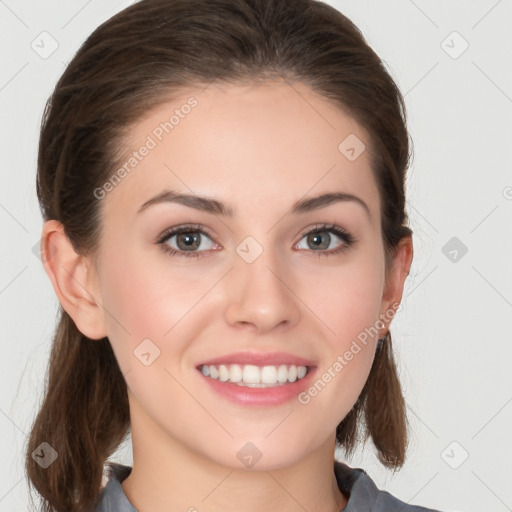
{"left": 26, "top": 0, "right": 413, "bottom": 510}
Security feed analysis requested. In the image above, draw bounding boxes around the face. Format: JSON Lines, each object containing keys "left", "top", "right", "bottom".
{"left": 89, "top": 80, "right": 395, "bottom": 470}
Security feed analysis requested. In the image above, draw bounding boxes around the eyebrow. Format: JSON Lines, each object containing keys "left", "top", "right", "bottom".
{"left": 137, "top": 189, "right": 371, "bottom": 219}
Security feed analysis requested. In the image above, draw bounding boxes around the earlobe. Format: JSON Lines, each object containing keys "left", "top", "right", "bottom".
{"left": 379, "top": 235, "right": 414, "bottom": 333}
{"left": 40, "top": 220, "right": 108, "bottom": 340}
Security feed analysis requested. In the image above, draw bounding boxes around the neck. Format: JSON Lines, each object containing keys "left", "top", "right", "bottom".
{"left": 121, "top": 398, "right": 347, "bottom": 512}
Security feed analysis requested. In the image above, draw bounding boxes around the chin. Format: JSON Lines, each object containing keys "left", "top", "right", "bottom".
{"left": 196, "top": 431, "right": 323, "bottom": 472}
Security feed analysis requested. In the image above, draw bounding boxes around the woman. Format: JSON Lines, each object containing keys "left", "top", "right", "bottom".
{"left": 25, "top": 0, "right": 443, "bottom": 510}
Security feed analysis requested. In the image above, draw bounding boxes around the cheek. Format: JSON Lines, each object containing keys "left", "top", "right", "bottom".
{"left": 298, "top": 248, "right": 385, "bottom": 347}
{"left": 293, "top": 246, "right": 384, "bottom": 418}
{"left": 95, "top": 244, "right": 167, "bottom": 365}
{"left": 97, "top": 244, "right": 218, "bottom": 369}
{"left": 297, "top": 269, "right": 381, "bottom": 436}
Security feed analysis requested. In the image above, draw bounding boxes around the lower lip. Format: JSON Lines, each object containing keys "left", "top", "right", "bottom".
{"left": 198, "top": 368, "right": 317, "bottom": 406}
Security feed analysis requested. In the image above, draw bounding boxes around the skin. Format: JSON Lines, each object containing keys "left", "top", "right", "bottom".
{"left": 42, "top": 80, "right": 413, "bottom": 512}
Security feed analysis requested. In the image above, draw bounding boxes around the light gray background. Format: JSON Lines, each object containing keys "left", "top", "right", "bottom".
{"left": 1, "top": 1, "right": 511, "bottom": 511}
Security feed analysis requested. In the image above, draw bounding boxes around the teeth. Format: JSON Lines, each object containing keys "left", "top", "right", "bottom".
{"left": 261, "top": 365, "right": 277, "bottom": 384}
{"left": 243, "top": 364, "right": 260, "bottom": 384}
{"left": 200, "top": 363, "right": 309, "bottom": 387}
{"left": 218, "top": 364, "right": 229, "bottom": 382}
{"left": 209, "top": 365, "right": 219, "bottom": 379}
{"left": 229, "top": 363, "right": 242, "bottom": 383}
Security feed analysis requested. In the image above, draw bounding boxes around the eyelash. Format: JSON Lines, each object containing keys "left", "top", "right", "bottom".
{"left": 155, "top": 223, "right": 356, "bottom": 259}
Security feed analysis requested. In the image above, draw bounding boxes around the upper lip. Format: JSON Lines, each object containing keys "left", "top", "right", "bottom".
{"left": 196, "top": 351, "right": 316, "bottom": 368}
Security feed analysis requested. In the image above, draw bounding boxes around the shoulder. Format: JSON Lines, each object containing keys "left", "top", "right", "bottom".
{"left": 93, "top": 462, "right": 136, "bottom": 512}
{"left": 334, "top": 460, "right": 443, "bottom": 512}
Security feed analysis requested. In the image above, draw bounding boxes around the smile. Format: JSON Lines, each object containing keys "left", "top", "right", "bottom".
{"left": 199, "top": 363, "right": 309, "bottom": 388}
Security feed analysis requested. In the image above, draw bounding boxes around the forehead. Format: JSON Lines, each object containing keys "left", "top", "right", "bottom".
{"left": 102, "top": 80, "right": 380, "bottom": 223}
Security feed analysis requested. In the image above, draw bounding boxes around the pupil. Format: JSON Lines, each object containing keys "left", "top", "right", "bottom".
{"left": 310, "top": 232, "right": 329, "bottom": 250}
{"left": 178, "top": 232, "right": 200, "bottom": 250}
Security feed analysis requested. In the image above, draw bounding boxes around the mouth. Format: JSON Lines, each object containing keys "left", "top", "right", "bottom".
{"left": 195, "top": 351, "right": 317, "bottom": 405}
{"left": 198, "top": 363, "right": 310, "bottom": 388}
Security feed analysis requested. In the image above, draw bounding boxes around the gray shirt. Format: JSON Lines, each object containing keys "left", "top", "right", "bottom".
{"left": 94, "top": 461, "right": 443, "bottom": 511}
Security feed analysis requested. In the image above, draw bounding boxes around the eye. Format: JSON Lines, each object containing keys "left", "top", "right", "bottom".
{"left": 156, "top": 223, "right": 355, "bottom": 259}
{"left": 295, "top": 224, "right": 355, "bottom": 257}
{"left": 156, "top": 224, "right": 218, "bottom": 258}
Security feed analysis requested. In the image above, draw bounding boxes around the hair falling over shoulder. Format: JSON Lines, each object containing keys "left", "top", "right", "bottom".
{"left": 26, "top": 0, "right": 413, "bottom": 510}
{"left": 25, "top": 310, "right": 130, "bottom": 511}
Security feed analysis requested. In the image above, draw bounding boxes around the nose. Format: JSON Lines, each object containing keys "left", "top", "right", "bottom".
{"left": 224, "top": 247, "right": 301, "bottom": 335}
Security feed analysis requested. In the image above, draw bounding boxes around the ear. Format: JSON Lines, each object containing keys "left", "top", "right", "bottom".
{"left": 40, "top": 220, "right": 108, "bottom": 340}
{"left": 378, "top": 235, "right": 413, "bottom": 336}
